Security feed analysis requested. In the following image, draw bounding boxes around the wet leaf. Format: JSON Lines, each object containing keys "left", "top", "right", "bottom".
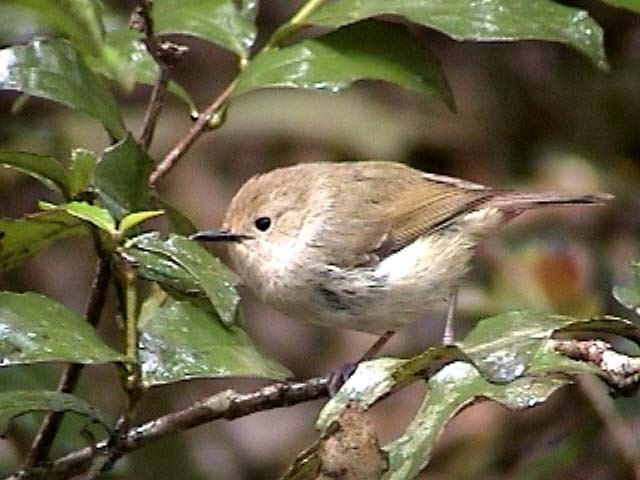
{"left": 0, "top": 292, "right": 125, "bottom": 365}
{"left": 239, "top": 0, "right": 258, "bottom": 23}
{"left": 126, "top": 233, "right": 240, "bottom": 325}
{"left": 0, "top": 151, "right": 68, "bottom": 195}
{"left": 0, "top": 38, "right": 126, "bottom": 138}
{"left": 67, "top": 148, "right": 97, "bottom": 197}
{"left": 462, "top": 311, "right": 640, "bottom": 382}
{"left": 306, "top": 0, "right": 608, "bottom": 70}
{"left": 0, "top": 210, "right": 87, "bottom": 272}
{"left": 601, "top": 0, "right": 640, "bottom": 13}
{"left": 461, "top": 311, "right": 576, "bottom": 382}
{"left": 6, "top": 0, "right": 106, "bottom": 57}
{"left": 0, "top": 389, "right": 111, "bottom": 435}
{"left": 40, "top": 201, "right": 116, "bottom": 234}
{"left": 383, "top": 361, "right": 569, "bottom": 479}
{"left": 613, "top": 263, "right": 640, "bottom": 315}
{"left": 317, "top": 346, "right": 466, "bottom": 430}
{"left": 233, "top": 20, "right": 451, "bottom": 105}
{"left": 307, "top": 311, "right": 634, "bottom": 479}
{"left": 138, "top": 298, "right": 290, "bottom": 387}
{"left": 94, "top": 136, "right": 153, "bottom": 220}
{"left": 555, "top": 316, "right": 640, "bottom": 344}
{"left": 122, "top": 246, "right": 202, "bottom": 297}
{"left": 118, "top": 210, "right": 164, "bottom": 234}
{"left": 153, "top": 0, "right": 256, "bottom": 60}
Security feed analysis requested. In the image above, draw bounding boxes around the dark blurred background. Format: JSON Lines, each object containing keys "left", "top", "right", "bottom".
{"left": 2, "top": 1, "right": 640, "bottom": 478}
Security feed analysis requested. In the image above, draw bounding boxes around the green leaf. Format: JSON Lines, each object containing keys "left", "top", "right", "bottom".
{"left": 302, "top": 310, "right": 637, "bottom": 479}
{"left": 233, "top": 20, "right": 451, "bottom": 105}
{"left": 94, "top": 135, "right": 153, "bottom": 220}
{"left": 0, "top": 151, "right": 68, "bottom": 195}
{"left": 5, "top": 0, "right": 106, "bottom": 57}
{"left": 462, "top": 311, "right": 640, "bottom": 382}
{"left": 317, "top": 346, "right": 467, "bottom": 430}
{"left": 126, "top": 233, "right": 240, "bottom": 325}
{"left": 0, "top": 389, "right": 111, "bottom": 435}
{"left": 0, "top": 292, "right": 125, "bottom": 365}
{"left": 96, "top": 29, "right": 195, "bottom": 112}
{"left": 153, "top": 0, "right": 257, "bottom": 60}
{"left": 122, "top": 246, "right": 202, "bottom": 297}
{"left": 239, "top": 0, "right": 258, "bottom": 23}
{"left": 383, "top": 362, "right": 569, "bottom": 480}
{"left": 0, "top": 38, "right": 126, "bottom": 138}
{"left": 613, "top": 263, "right": 640, "bottom": 315}
{"left": 40, "top": 201, "right": 116, "bottom": 234}
{"left": 600, "top": 0, "right": 640, "bottom": 13}
{"left": 138, "top": 297, "right": 290, "bottom": 386}
{"left": 0, "top": 210, "right": 87, "bottom": 272}
{"left": 67, "top": 148, "right": 97, "bottom": 197}
{"left": 306, "top": 0, "right": 608, "bottom": 70}
{"left": 118, "top": 210, "right": 164, "bottom": 234}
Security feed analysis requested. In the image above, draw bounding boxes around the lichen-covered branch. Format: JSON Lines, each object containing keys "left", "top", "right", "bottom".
{"left": 552, "top": 339, "right": 640, "bottom": 391}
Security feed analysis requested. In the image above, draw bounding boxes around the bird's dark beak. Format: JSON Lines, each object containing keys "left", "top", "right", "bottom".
{"left": 189, "top": 229, "right": 253, "bottom": 243}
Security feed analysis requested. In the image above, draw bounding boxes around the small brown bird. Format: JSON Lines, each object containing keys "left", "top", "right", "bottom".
{"left": 192, "top": 161, "right": 610, "bottom": 348}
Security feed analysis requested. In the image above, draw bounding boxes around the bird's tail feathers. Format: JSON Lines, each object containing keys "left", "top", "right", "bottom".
{"left": 491, "top": 191, "right": 613, "bottom": 211}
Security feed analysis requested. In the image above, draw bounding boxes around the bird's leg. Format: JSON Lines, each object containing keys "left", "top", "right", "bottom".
{"left": 360, "top": 330, "right": 395, "bottom": 362}
{"left": 443, "top": 287, "right": 458, "bottom": 345}
{"left": 328, "top": 330, "right": 395, "bottom": 395}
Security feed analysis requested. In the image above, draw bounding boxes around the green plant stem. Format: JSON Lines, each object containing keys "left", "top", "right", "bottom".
{"left": 123, "top": 268, "right": 138, "bottom": 367}
{"left": 118, "top": 262, "right": 142, "bottom": 405}
{"left": 264, "top": 0, "right": 328, "bottom": 50}
{"left": 21, "top": 255, "right": 111, "bottom": 469}
{"left": 93, "top": 263, "right": 144, "bottom": 476}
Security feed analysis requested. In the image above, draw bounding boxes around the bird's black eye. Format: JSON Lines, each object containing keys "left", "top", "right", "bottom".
{"left": 254, "top": 216, "right": 271, "bottom": 232}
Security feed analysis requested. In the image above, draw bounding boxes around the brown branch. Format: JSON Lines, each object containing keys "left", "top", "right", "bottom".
{"left": 146, "top": 0, "right": 327, "bottom": 186}
{"left": 21, "top": 256, "right": 111, "bottom": 469}
{"left": 132, "top": 0, "right": 187, "bottom": 150}
{"left": 139, "top": 68, "right": 170, "bottom": 150}
{"left": 11, "top": 377, "right": 329, "bottom": 480}
{"left": 148, "top": 81, "right": 236, "bottom": 185}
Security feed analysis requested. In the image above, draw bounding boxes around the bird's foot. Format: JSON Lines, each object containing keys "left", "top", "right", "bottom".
{"left": 327, "top": 362, "right": 357, "bottom": 396}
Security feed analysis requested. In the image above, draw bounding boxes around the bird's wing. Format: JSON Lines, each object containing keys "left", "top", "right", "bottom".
{"left": 384, "top": 179, "right": 493, "bottom": 253}
{"left": 315, "top": 163, "right": 495, "bottom": 267}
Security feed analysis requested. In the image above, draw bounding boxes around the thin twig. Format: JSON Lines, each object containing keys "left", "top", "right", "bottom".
{"left": 21, "top": 256, "right": 111, "bottom": 469}
{"left": 148, "top": 81, "right": 236, "bottom": 185}
{"left": 11, "top": 377, "right": 329, "bottom": 480}
{"left": 139, "top": 69, "right": 171, "bottom": 150}
{"left": 132, "top": 0, "right": 186, "bottom": 150}
{"left": 147, "top": 0, "right": 329, "bottom": 185}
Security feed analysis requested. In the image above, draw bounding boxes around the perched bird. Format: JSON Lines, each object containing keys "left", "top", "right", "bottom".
{"left": 192, "top": 161, "right": 610, "bottom": 349}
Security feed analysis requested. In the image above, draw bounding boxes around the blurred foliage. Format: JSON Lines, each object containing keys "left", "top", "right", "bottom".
{"left": 1, "top": 0, "right": 640, "bottom": 479}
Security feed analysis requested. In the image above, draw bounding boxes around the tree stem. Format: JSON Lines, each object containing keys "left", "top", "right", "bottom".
{"left": 22, "top": 256, "right": 111, "bottom": 469}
